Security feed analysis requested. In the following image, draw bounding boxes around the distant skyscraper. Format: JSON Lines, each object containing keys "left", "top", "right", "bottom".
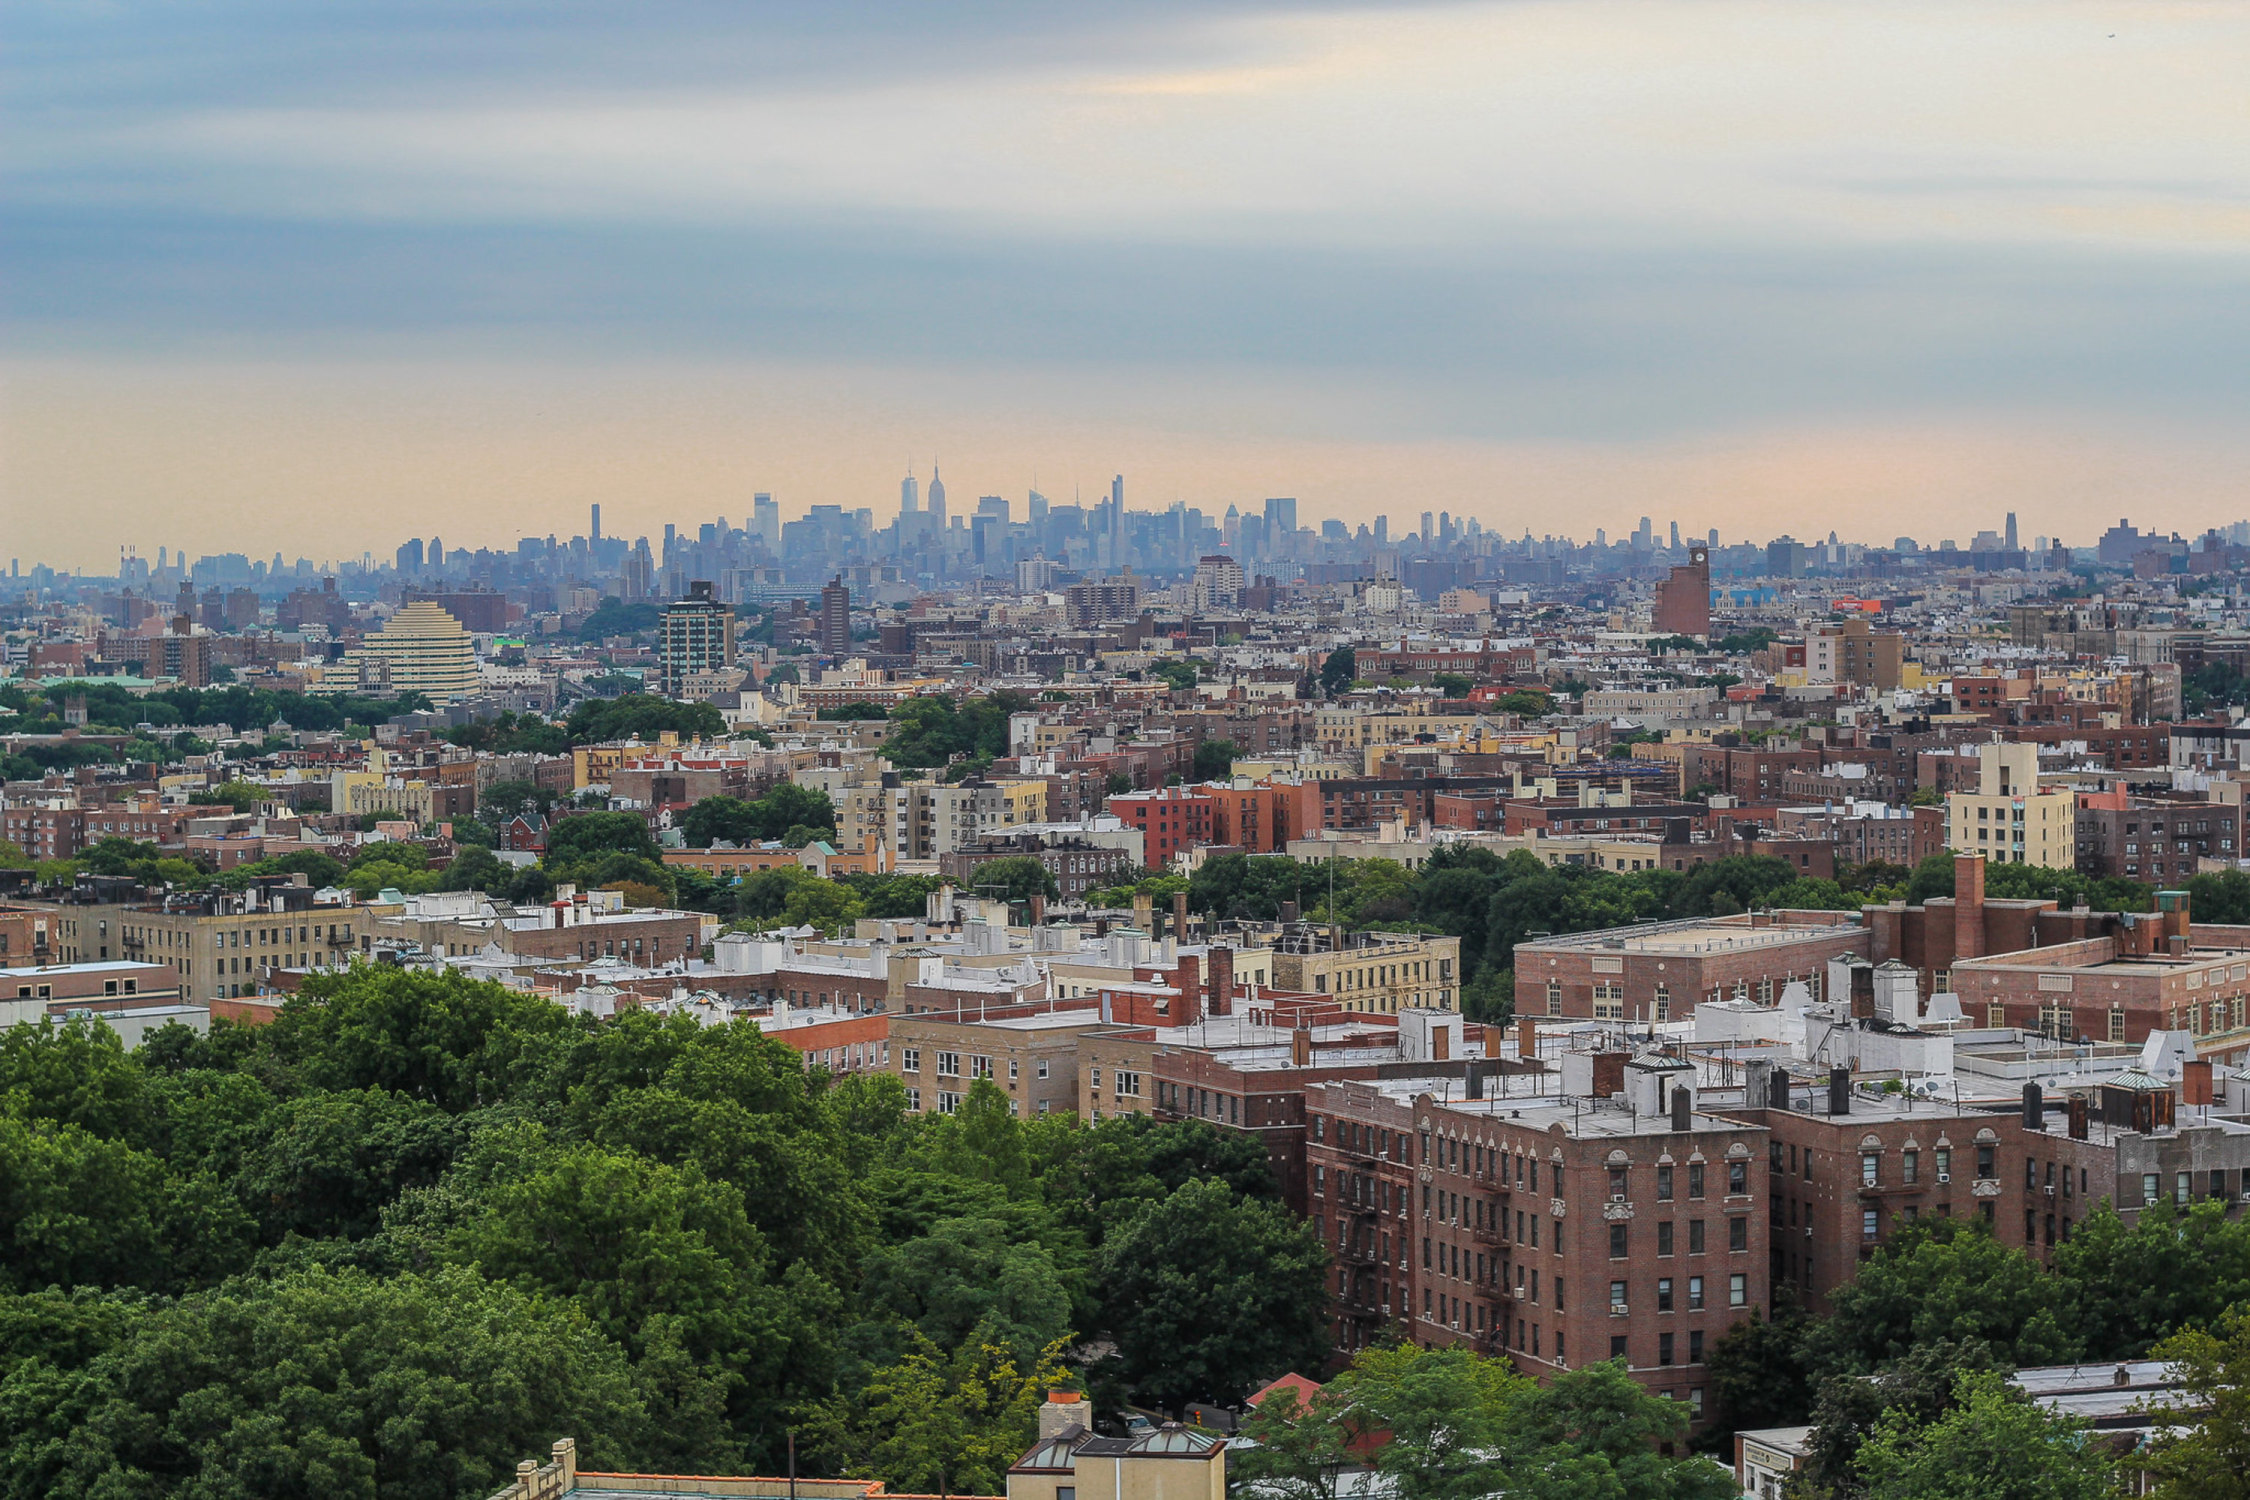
{"left": 396, "top": 538, "right": 423, "bottom": 574}
{"left": 928, "top": 464, "right": 947, "bottom": 526}
{"left": 1670, "top": 521, "right": 1682, "bottom": 551}
{"left": 1420, "top": 512, "right": 1434, "bottom": 543}
{"left": 428, "top": 537, "right": 443, "bottom": 570}
{"left": 977, "top": 495, "right": 1009, "bottom": 523}
{"left": 1374, "top": 515, "right": 1388, "bottom": 545}
{"left": 590, "top": 504, "right": 601, "bottom": 542}
{"left": 818, "top": 575, "right": 851, "bottom": 657}
{"left": 2005, "top": 512, "right": 2019, "bottom": 550}
{"left": 901, "top": 470, "right": 919, "bottom": 515}
{"left": 1264, "top": 496, "right": 1296, "bottom": 535}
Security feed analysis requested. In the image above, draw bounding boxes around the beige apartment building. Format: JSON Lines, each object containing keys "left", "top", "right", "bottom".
{"left": 1268, "top": 924, "right": 1462, "bottom": 1013}
{"left": 53, "top": 891, "right": 356, "bottom": 1002}
{"left": 889, "top": 1009, "right": 1128, "bottom": 1117}
{"left": 1947, "top": 741, "right": 2075, "bottom": 869}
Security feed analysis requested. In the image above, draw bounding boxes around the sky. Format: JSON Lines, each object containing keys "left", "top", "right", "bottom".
{"left": 7, "top": 0, "right": 2250, "bottom": 571}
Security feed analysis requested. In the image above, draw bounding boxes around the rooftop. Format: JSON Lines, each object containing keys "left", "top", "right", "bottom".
{"left": 1519, "top": 913, "right": 1858, "bottom": 955}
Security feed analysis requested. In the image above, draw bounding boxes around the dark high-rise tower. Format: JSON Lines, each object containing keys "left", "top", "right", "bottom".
{"left": 818, "top": 575, "right": 851, "bottom": 657}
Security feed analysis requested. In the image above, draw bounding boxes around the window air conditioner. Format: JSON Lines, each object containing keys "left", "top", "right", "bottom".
{"left": 1936, "top": 1172, "right": 1950, "bottom": 1183}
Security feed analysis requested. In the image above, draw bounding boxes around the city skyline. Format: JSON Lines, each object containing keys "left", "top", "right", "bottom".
{"left": 10, "top": 1, "right": 2250, "bottom": 568}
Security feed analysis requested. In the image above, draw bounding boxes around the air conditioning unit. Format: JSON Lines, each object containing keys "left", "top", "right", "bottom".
{"left": 1611, "top": 1193, "right": 1627, "bottom": 1204}
{"left": 1937, "top": 1172, "right": 1951, "bottom": 1183}
{"left": 2043, "top": 1184, "right": 2056, "bottom": 1197}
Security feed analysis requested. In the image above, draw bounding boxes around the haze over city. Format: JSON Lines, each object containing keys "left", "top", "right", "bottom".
{"left": 11, "top": 0, "right": 2250, "bottom": 569}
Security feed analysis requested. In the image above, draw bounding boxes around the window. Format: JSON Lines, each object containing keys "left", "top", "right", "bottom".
{"left": 1657, "top": 1164, "right": 1674, "bottom": 1201}
{"left": 1861, "top": 1152, "right": 1880, "bottom": 1187}
{"left": 1862, "top": 1208, "right": 1879, "bottom": 1238}
{"left": 1609, "top": 1223, "right": 1629, "bottom": 1259}
{"left": 970, "top": 1055, "right": 993, "bottom": 1080}
{"left": 1976, "top": 1144, "right": 1995, "bottom": 1180}
{"left": 1728, "top": 1161, "right": 1748, "bottom": 1195}
{"left": 2143, "top": 1172, "right": 2162, "bottom": 1206}
{"left": 936, "top": 1052, "right": 961, "bottom": 1078}
{"left": 1660, "top": 1332, "right": 1675, "bottom": 1366}
{"left": 1657, "top": 1220, "right": 1674, "bottom": 1256}
{"left": 1902, "top": 1149, "right": 1918, "bottom": 1185}
{"left": 1728, "top": 1273, "right": 1747, "bottom": 1307}
{"left": 1936, "top": 1146, "right": 1952, "bottom": 1181}
{"left": 1610, "top": 1280, "right": 1628, "bottom": 1313}
{"left": 1611, "top": 1335, "right": 1628, "bottom": 1360}
{"left": 1689, "top": 1220, "right": 1706, "bottom": 1254}
{"left": 1657, "top": 1277, "right": 1674, "bottom": 1312}
{"left": 1609, "top": 1165, "right": 1629, "bottom": 1200}
{"left": 1688, "top": 1163, "right": 1706, "bottom": 1199}
{"left": 1688, "top": 1275, "right": 1704, "bottom": 1310}
{"left": 1008, "top": 1059, "right": 1020, "bottom": 1082}
{"left": 901, "top": 1048, "right": 921, "bottom": 1073}
{"left": 905, "top": 1087, "right": 921, "bottom": 1111}
{"left": 1729, "top": 1216, "right": 1747, "bottom": 1252}
{"left": 1117, "top": 1071, "right": 1143, "bottom": 1098}
{"left": 938, "top": 1091, "right": 962, "bottom": 1114}
{"left": 1037, "top": 1058, "right": 1051, "bottom": 1080}
{"left": 1689, "top": 1329, "right": 1704, "bottom": 1363}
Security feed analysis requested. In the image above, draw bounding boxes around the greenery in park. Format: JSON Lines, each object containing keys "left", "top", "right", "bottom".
{"left": 0, "top": 973, "right": 1333, "bottom": 1497}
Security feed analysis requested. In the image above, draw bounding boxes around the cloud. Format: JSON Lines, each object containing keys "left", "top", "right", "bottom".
{"left": 7, "top": 0, "right": 2250, "bottom": 566}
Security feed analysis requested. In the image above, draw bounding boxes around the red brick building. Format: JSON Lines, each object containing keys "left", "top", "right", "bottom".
{"left": 1514, "top": 911, "right": 1864, "bottom": 1025}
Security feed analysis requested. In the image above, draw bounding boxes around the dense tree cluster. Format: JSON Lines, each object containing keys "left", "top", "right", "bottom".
{"left": 682, "top": 786, "right": 838, "bottom": 849}
{"left": 1705, "top": 1208, "right": 2250, "bottom": 1494}
{"left": 563, "top": 694, "right": 728, "bottom": 746}
{"left": 0, "top": 971, "right": 1329, "bottom": 1498}
{"left": 880, "top": 692, "right": 1031, "bottom": 772}
{"left": 1236, "top": 1343, "right": 1734, "bottom": 1500}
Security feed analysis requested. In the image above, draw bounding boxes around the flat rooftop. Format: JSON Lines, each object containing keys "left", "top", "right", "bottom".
{"left": 1518, "top": 915, "right": 1858, "bottom": 956}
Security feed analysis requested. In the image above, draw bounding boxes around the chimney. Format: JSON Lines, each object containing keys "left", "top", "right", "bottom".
{"left": 1745, "top": 1058, "right": 1772, "bottom": 1110}
{"left": 1038, "top": 1391, "right": 1086, "bottom": 1439}
{"left": 1291, "top": 1026, "right": 1312, "bottom": 1066}
{"left": 2068, "top": 1093, "right": 2089, "bottom": 1141}
{"left": 1954, "top": 852, "right": 1986, "bottom": 961}
{"left": 1517, "top": 1016, "right": 1537, "bottom": 1060}
{"left": 1669, "top": 1083, "right": 1692, "bottom": 1133}
{"left": 1828, "top": 1066, "right": 1851, "bottom": 1116}
{"left": 2022, "top": 1080, "right": 2044, "bottom": 1131}
{"left": 1279, "top": 899, "right": 1300, "bottom": 924}
{"left": 1173, "top": 954, "right": 1202, "bottom": 1026}
{"left": 1769, "top": 1066, "right": 1792, "bottom": 1111}
{"left": 1173, "top": 889, "right": 1190, "bottom": 940}
{"left": 1207, "top": 945, "right": 1234, "bottom": 1017}
{"left": 1466, "top": 1061, "right": 1484, "bottom": 1100}
{"left": 1134, "top": 892, "right": 1154, "bottom": 934}
{"left": 2185, "top": 1059, "right": 2214, "bottom": 1107}
{"left": 1031, "top": 893, "right": 1046, "bottom": 927}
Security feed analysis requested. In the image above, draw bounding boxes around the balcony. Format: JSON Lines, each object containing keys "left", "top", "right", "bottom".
{"left": 1471, "top": 1222, "right": 1507, "bottom": 1247}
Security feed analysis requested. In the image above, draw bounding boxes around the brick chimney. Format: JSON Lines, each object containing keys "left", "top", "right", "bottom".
{"left": 1174, "top": 889, "right": 1190, "bottom": 941}
{"left": 1173, "top": 953, "right": 1202, "bottom": 1026}
{"left": 1953, "top": 852, "right": 1985, "bottom": 961}
{"left": 1207, "top": 945, "right": 1234, "bottom": 1016}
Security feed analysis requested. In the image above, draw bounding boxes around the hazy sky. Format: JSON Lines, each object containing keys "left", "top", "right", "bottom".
{"left": 8, "top": 0, "right": 2250, "bottom": 571}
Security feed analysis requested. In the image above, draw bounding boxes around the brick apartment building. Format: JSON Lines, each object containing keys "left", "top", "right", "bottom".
{"left": 1513, "top": 911, "right": 1863, "bottom": 1026}
{"left": 1305, "top": 1064, "right": 1769, "bottom": 1429}
{"left": 2075, "top": 786, "right": 2244, "bottom": 885}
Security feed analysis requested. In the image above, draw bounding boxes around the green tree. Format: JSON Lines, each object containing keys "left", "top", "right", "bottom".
{"left": 545, "top": 810, "right": 662, "bottom": 866}
{"left": 968, "top": 856, "right": 1059, "bottom": 908}
{"left": 1806, "top": 1217, "right": 2077, "bottom": 1376}
{"left": 1193, "top": 738, "right": 1237, "bottom": 780}
{"left": 1091, "top": 1177, "right": 1327, "bottom": 1409}
{"left": 2143, "top": 1307, "right": 2250, "bottom": 1500}
{"left": 1232, "top": 1381, "right": 1355, "bottom": 1500}
{"left": 1856, "top": 1368, "right": 2112, "bottom": 1500}
{"left": 1320, "top": 647, "right": 1357, "bottom": 697}
{"left": 2053, "top": 1199, "right": 2250, "bottom": 1360}
{"left": 0, "top": 1265, "right": 649, "bottom": 1499}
